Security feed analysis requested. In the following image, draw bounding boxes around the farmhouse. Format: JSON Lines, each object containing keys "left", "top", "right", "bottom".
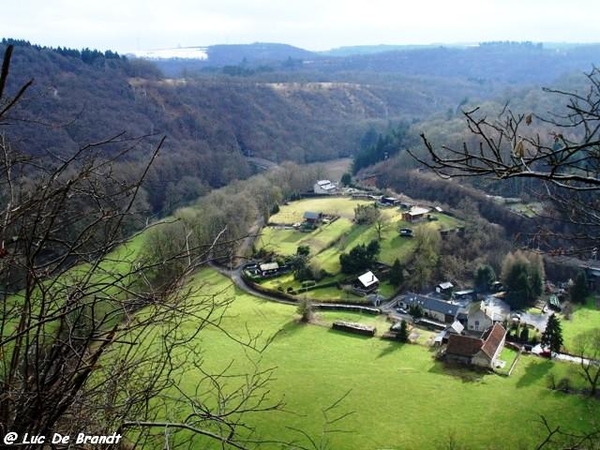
{"left": 313, "top": 180, "right": 337, "bottom": 194}
{"left": 402, "top": 206, "right": 431, "bottom": 222}
{"left": 400, "top": 294, "right": 461, "bottom": 324}
{"left": 303, "top": 211, "right": 322, "bottom": 224}
{"left": 444, "top": 323, "right": 507, "bottom": 369}
{"left": 467, "top": 301, "right": 505, "bottom": 332}
{"left": 380, "top": 196, "right": 400, "bottom": 206}
{"left": 357, "top": 271, "right": 380, "bottom": 293}
{"left": 259, "top": 262, "right": 280, "bottom": 277}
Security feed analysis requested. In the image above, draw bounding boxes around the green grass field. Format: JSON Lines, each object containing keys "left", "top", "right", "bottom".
{"left": 560, "top": 296, "right": 600, "bottom": 351}
{"left": 149, "top": 270, "right": 600, "bottom": 450}
{"left": 269, "top": 197, "right": 374, "bottom": 223}
{"left": 258, "top": 217, "right": 354, "bottom": 255}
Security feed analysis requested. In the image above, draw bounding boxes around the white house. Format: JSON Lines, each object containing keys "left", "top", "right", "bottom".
{"left": 467, "top": 301, "right": 500, "bottom": 332}
{"left": 313, "top": 180, "right": 337, "bottom": 194}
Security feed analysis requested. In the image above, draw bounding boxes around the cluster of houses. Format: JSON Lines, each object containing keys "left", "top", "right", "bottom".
{"left": 397, "top": 286, "right": 512, "bottom": 369}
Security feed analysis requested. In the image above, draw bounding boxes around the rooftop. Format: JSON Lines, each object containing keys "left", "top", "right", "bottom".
{"left": 404, "top": 294, "right": 460, "bottom": 317}
{"left": 259, "top": 262, "right": 279, "bottom": 272}
{"left": 358, "top": 271, "right": 379, "bottom": 288}
{"left": 407, "top": 206, "right": 431, "bottom": 216}
{"left": 446, "top": 323, "right": 506, "bottom": 359}
{"left": 303, "top": 211, "right": 321, "bottom": 220}
{"left": 480, "top": 323, "right": 507, "bottom": 359}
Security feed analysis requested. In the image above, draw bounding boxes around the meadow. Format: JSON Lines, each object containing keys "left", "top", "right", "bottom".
{"left": 153, "top": 269, "right": 600, "bottom": 450}
{"left": 560, "top": 296, "right": 600, "bottom": 351}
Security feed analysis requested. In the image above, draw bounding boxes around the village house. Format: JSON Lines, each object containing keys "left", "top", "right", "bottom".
{"left": 467, "top": 301, "right": 504, "bottom": 332}
{"left": 400, "top": 294, "right": 461, "bottom": 324}
{"left": 402, "top": 206, "right": 431, "bottom": 222}
{"left": 303, "top": 211, "right": 322, "bottom": 225}
{"left": 259, "top": 262, "right": 280, "bottom": 277}
{"left": 444, "top": 323, "right": 507, "bottom": 369}
{"left": 313, "top": 180, "right": 337, "bottom": 194}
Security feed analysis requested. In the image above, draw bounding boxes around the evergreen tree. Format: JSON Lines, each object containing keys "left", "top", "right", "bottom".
{"left": 339, "top": 240, "right": 381, "bottom": 274}
{"left": 389, "top": 258, "right": 404, "bottom": 286}
{"left": 501, "top": 250, "right": 545, "bottom": 309}
{"left": 570, "top": 271, "right": 590, "bottom": 304}
{"left": 397, "top": 320, "right": 409, "bottom": 343}
{"left": 474, "top": 264, "right": 496, "bottom": 293}
{"left": 541, "top": 314, "right": 564, "bottom": 356}
{"left": 341, "top": 173, "right": 352, "bottom": 186}
{"left": 519, "top": 325, "right": 530, "bottom": 343}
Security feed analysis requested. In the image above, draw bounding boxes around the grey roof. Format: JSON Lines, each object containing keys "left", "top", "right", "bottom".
{"left": 403, "top": 294, "right": 460, "bottom": 317}
{"left": 303, "top": 211, "right": 321, "bottom": 220}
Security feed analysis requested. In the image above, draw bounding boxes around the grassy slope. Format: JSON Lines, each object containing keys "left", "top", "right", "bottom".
{"left": 160, "top": 270, "right": 600, "bottom": 450}
{"left": 560, "top": 297, "right": 600, "bottom": 352}
{"left": 261, "top": 197, "right": 461, "bottom": 265}
{"left": 257, "top": 197, "right": 462, "bottom": 301}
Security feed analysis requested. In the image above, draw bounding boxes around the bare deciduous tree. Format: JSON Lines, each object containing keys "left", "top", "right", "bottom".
{"left": 410, "top": 67, "right": 600, "bottom": 256}
{"left": 0, "top": 45, "right": 287, "bottom": 449}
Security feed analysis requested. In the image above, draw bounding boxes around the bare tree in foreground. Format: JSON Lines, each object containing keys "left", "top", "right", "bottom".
{"left": 410, "top": 67, "right": 600, "bottom": 257}
{"left": 0, "top": 44, "right": 286, "bottom": 449}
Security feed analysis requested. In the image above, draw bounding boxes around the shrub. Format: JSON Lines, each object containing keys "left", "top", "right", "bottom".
{"left": 297, "top": 298, "right": 313, "bottom": 323}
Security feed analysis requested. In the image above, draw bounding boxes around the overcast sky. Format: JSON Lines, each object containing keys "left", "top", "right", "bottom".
{"left": 4, "top": 0, "right": 599, "bottom": 53}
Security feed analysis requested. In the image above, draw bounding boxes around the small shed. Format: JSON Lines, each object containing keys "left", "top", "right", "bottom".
{"left": 303, "top": 211, "right": 322, "bottom": 224}
{"left": 434, "top": 320, "right": 465, "bottom": 345}
{"left": 380, "top": 196, "right": 400, "bottom": 206}
{"left": 436, "top": 281, "right": 454, "bottom": 297}
{"left": 357, "top": 271, "right": 379, "bottom": 292}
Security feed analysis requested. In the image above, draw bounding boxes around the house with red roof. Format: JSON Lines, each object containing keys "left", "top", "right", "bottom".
{"left": 444, "top": 323, "right": 507, "bottom": 369}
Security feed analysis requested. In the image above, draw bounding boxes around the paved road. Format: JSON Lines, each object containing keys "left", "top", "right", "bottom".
{"left": 211, "top": 262, "right": 381, "bottom": 315}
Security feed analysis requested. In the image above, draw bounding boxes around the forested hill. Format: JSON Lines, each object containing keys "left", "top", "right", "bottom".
{"left": 3, "top": 39, "right": 600, "bottom": 217}
{"left": 155, "top": 41, "right": 600, "bottom": 85}
{"left": 0, "top": 40, "right": 495, "bottom": 215}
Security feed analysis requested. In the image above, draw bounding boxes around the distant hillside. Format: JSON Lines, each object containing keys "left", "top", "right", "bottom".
{"left": 320, "top": 44, "right": 455, "bottom": 57}
{"left": 311, "top": 42, "right": 600, "bottom": 84}
{"left": 151, "top": 41, "right": 600, "bottom": 86}
{"left": 206, "top": 42, "right": 317, "bottom": 65}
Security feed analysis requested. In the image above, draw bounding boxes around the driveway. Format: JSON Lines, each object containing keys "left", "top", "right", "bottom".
{"left": 519, "top": 309, "right": 550, "bottom": 333}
